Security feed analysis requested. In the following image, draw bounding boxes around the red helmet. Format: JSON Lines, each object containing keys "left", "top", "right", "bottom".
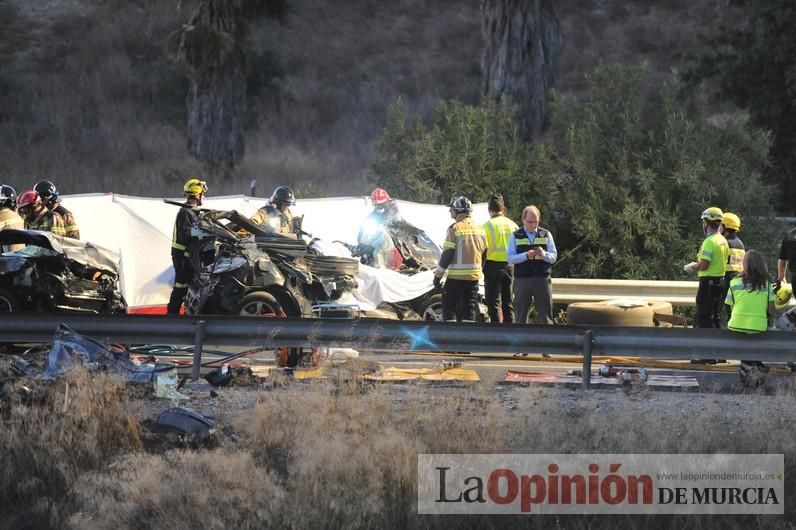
{"left": 371, "top": 187, "right": 390, "bottom": 205}
{"left": 17, "top": 190, "right": 40, "bottom": 209}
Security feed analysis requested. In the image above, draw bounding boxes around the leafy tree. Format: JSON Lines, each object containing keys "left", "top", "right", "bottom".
{"left": 374, "top": 64, "right": 778, "bottom": 280}
{"left": 693, "top": 0, "right": 796, "bottom": 214}
{"left": 539, "top": 64, "right": 775, "bottom": 279}
{"left": 371, "top": 96, "right": 546, "bottom": 211}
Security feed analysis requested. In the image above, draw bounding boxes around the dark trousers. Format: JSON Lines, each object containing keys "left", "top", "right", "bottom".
{"left": 722, "top": 272, "right": 739, "bottom": 324}
{"left": 696, "top": 276, "right": 724, "bottom": 328}
{"left": 483, "top": 260, "right": 514, "bottom": 323}
{"left": 513, "top": 275, "right": 553, "bottom": 324}
{"left": 442, "top": 278, "right": 479, "bottom": 322}
{"left": 167, "top": 254, "right": 194, "bottom": 314}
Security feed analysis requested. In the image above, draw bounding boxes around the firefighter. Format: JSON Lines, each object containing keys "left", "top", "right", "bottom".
{"left": 482, "top": 193, "right": 519, "bottom": 323}
{"left": 250, "top": 185, "right": 297, "bottom": 235}
{"left": 357, "top": 187, "right": 402, "bottom": 269}
{"left": 167, "top": 178, "right": 206, "bottom": 314}
{"left": 16, "top": 190, "right": 66, "bottom": 236}
{"left": 720, "top": 212, "right": 745, "bottom": 323}
{"left": 34, "top": 180, "right": 79, "bottom": 239}
{"left": 434, "top": 196, "right": 487, "bottom": 322}
{"left": 684, "top": 207, "right": 729, "bottom": 328}
{"left": 0, "top": 185, "right": 24, "bottom": 252}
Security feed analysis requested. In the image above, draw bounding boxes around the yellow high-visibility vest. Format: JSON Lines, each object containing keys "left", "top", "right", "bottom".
{"left": 483, "top": 214, "right": 518, "bottom": 262}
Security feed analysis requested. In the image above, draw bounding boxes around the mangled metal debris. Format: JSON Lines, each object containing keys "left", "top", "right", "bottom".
{"left": 0, "top": 229, "right": 126, "bottom": 314}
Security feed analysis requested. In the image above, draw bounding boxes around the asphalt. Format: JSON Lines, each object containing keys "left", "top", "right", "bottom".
{"left": 179, "top": 345, "right": 796, "bottom": 394}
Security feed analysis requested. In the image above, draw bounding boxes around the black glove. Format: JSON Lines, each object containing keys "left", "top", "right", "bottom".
{"left": 433, "top": 276, "right": 444, "bottom": 290}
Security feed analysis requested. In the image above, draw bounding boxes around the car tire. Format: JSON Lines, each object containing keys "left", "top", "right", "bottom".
{"left": 237, "top": 291, "right": 286, "bottom": 317}
{"left": 567, "top": 301, "right": 655, "bottom": 327}
{"left": 237, "top": 291, "right": 319, "bottom": 368}
{"left": 415, "top": 293, "right": 443, "bottom": 321}
{"left": 0, "top": 287, "right": 20, "bottom": 313}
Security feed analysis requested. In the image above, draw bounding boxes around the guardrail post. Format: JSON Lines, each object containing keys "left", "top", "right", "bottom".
{"left": 581, "top": 330, "right": 594, "bottom": 390}
{"left": 191, "top": 320, "right": 206, "bottom": 382}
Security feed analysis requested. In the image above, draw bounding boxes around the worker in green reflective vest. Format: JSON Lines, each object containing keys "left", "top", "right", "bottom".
{"left": 724, "top": 250, "right": 775, "bottom": 333}
{"left": 482, "top": 194, "right": 519, "bottom": 323}
{"left": 724, "top": 249, "right": 776, "bottom": 387}
{"left": 684, "top": 207, "right": 729, "bottom": 328}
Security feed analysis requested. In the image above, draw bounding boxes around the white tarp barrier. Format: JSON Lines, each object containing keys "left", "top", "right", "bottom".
{"left": 59, "top": 193, "right": 489, "bottom": 311}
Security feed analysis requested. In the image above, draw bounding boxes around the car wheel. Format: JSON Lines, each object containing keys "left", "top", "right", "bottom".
{"left": 237, "top": 292, "right": 285, "bottom": 317}
{"left": 0, "top": 287, "right": 19, "bottom": 313}
{"left": 418, "top": 293, "right": 443, "bottom": 321}
{"left": 237, "top": 291, "right": 319, "bottom": 368}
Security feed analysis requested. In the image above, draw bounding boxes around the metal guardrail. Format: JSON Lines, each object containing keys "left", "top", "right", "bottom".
{"left": 552, "top": 278, "right": 698, "bottom": 306}
{"left": 0, "top": 314, "right": 793, "bottom": 389}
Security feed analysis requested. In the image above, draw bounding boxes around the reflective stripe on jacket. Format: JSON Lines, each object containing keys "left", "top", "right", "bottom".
{"left": 483, "top": 214, "right": 518, "bottom": 262}
{"left": 172, "top": 204, "right": 198, "bottom": 255}
{"left": 26, "top": 210, "right": 66, "bottom": 236}
{"left": 54, "top": 204, "right": 79, "bottom": 239}
{"left": 513, "top": 226, "right": 552, "bottom": 277}
{"left": 440, "top": 215, "right": 486, "bottom": 280}
{"left": 726, "top": 235, "right": 745, "bottom": 274}
{"left": 251, "top": 202, "right": 294, "bottom": 235}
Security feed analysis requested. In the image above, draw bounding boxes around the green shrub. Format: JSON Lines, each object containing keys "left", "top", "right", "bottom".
{"left": 371, "top": 96, "right": 547, "bottom": 210}
{"left": 373, "top": 64, "right": 779, "bottom": 280}
{"left": 542, "top": 64, "right": 777, "bottom": 279}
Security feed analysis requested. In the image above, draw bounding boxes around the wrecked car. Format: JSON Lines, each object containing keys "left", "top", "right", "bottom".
{"left": 337, "top": 221, "right": 487, "bottom": 321}
{"left": 181, "top": 209, "right": 359, "bottom": 318}
{"left": 0, "top": 229, "right": 126, "bottom": 314}
{"left": 345, "top": 216, "right": 442, "bottom": 273}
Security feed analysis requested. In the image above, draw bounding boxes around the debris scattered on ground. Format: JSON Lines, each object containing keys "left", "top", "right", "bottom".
{"left": 41, "top": 324, "right": 173, "bottom": 383}
{"left": 143, "top": 407, "right": 216, "bottom": 446}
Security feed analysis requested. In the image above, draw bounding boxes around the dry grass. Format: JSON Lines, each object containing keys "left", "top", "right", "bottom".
{"left": 0, "top": 368, "right": 142, "bottom": 529}
{"left": 1, "top": 370, "right": 792, "bottom": 529}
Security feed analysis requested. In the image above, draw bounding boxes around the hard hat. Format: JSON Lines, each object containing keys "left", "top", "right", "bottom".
{"left": 450, "top": 196, "right": 472, "bottom": 213}
{"left": 16, "top": 190, "right": 40, "bottom": 209}
{"left": 371, "top": 187, "right": 390, "bottom": 205}
{"left": 271, "top": 185, "right": 296, "bottom": 207}
{"left": 0, "top": 185, "right": 17, "bottom": 209}
{"left": 722, "top": 212, "right": 741, "bottom": 231}
{"left": 701, "top": 207, "right": 724, "bottom": 222}
{"left": 183, "top": 178, "right": 207, "bottom": 197}
{"left": 34, "top": 180, "right": 58, "bottom": 204}
{"left": 775, "top": 282, "right": 793, "bottom": 309}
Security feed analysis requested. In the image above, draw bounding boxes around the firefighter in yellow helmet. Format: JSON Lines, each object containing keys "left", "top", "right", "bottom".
{"left": 720, "top": 212, "right": 745, "bottom": 323}
{"left": 167, "top": 178, "right": 206, "bottom": 314}
{"left": 683, "top": 207, "right": 729, "bottom": 328}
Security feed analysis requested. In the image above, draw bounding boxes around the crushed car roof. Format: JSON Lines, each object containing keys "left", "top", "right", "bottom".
{"left": 0, "top": 229, "right": 121, "bottom": 273}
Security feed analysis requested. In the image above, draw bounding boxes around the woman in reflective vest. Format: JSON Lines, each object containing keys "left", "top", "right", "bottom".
{"left": 724, "top": 250, "right": 775, "bottom": 334}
